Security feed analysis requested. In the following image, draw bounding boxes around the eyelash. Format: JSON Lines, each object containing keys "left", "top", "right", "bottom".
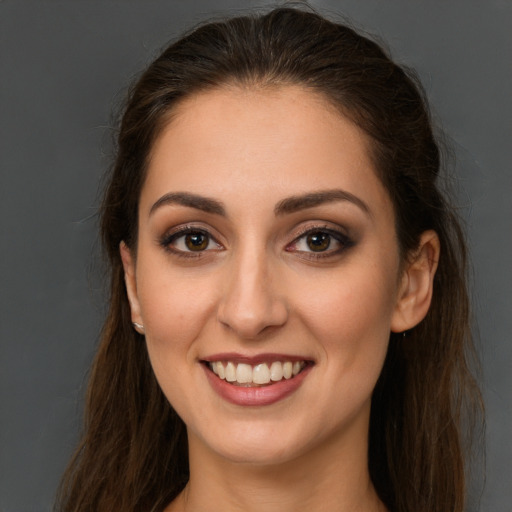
{"left": 286, "top": 225, "right": 354, "bottom": 260}
{"left": 159, "top": 225, "right": 223, "bottom": 259}
{"left": 159, "top": 224, "right": 354, "bottom": 260}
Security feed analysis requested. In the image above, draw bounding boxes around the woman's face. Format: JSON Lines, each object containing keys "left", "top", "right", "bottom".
{"left": 122, "top": 85, "right": 419, "bottom": 467}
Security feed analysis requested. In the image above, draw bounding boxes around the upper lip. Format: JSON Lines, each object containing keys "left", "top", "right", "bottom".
{"left": 201, "top": 352, "right": 314, "bottom": 365}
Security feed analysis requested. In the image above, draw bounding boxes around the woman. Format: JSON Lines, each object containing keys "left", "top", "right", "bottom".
{"left": 57, "top": 6, "right": 482, "bottom": 512}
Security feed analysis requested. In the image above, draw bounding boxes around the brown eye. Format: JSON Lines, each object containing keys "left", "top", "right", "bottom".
{"left": 162, "top": 228, "right": 221, "bottom": 255}
{"left": 286, "top": 227, "right": 351, "bottom": 258}
{"left": 184, "top": 232, "right": 209, "bottom": 251}
{"left": 306, "top": 231, "right": 331, "bottom": 252}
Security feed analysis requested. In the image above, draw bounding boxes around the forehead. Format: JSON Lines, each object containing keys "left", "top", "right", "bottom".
{"left": 142, "top": 85, "right": 391, "bottom": 219}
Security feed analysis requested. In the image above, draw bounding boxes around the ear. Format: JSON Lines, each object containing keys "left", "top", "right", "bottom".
{"left": 120, "top": 241, "right": 144, "bottom": 333}
{"left": 391, "top": 230, "right": 440, "bottom": 333}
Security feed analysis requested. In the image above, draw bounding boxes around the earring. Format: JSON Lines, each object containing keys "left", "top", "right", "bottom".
{"left": 132, "top": 322, "right": 145, "bottom": 333}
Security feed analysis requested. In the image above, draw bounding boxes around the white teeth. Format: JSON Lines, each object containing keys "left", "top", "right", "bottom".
{"left": 225, "top": 362, "right": 236, "bottom": 382}
{"left": 253, "top": 363, "right": 271, "bottom": 384}
{"left": 283, "top": 361, "right": 293, "bottom": 379}
{"left": 270, "top": 361, "right": 283, "bottom": 382}
{"left": 236, "top": 363, "right": 253, "bottom": 384}
{"left": 215, "top": 361, "right": 225, "bottom": 379}
{"left": 209, "top": 360, "right": 306, "bottom": 386}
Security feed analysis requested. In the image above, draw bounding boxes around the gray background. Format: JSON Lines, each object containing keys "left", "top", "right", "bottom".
{"left": 1, "top": 1, "right": 510, "bottom": 510}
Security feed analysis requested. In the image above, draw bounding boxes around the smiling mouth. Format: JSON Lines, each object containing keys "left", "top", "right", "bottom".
{"left": 204, "top": 360, "right": 311, "bottom": 387}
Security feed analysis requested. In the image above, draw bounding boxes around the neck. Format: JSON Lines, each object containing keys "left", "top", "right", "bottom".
{"left": 167, "top": 420, "right": 386, "bottom": 512}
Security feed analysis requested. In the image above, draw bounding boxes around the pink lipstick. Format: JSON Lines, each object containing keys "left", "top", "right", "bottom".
{"left": 201, "top": 353, "right": 314, "bottom": 406}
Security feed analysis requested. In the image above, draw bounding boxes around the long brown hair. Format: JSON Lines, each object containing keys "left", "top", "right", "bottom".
{"left": 57, "top": 6, "right": 482, "bottom": 512}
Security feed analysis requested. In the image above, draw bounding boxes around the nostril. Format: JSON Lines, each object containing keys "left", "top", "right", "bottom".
{"left": 216, "top": 260, "right": 289, "bottom": 338}
{"left": 217, "top": 302, "right": 288, "bottom": 339}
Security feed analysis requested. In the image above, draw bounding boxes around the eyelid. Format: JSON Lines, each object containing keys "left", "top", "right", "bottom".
{"left": 158, "top": 221, "right": 354, "bottom": 259}
{"left": 286, "top": 223, "right": 354, "bottom": 257}
{"left": 290, "top": 221, "right": 352, "bottom": 243}
{"left": 159, "top": 224, "right": 224, "bottom": 257}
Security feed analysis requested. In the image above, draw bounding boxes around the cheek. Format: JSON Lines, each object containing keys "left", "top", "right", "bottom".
{"left": 135, "top": 265, "right": 218, "bottom": 419}
{"left": 295, "top": 264, "right": 397, "bottom": 369}
{"left": 136, "top": 263, "right": 218, "bottom": 358}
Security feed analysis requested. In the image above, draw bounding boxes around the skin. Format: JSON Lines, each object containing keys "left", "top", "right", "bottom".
{"left": 121, "top": 85, "right": 439, "bottom": 512}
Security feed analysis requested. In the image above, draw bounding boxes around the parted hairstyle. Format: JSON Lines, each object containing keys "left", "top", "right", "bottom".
{"left": 57, "top": 6, "right": 482, "bottom": 512}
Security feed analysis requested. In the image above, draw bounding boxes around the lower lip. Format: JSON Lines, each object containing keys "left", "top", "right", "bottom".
{"left": 203, "top": 364, "right": 312, "bottom": 406}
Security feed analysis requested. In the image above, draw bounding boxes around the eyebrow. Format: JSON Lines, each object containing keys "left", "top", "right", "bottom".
{"left": 149, "top": 192, "right": 226, "bottom": 216}
{"left": 149, "top": 188, "right": 370, "bottom": 218}
{"left": 274, "top": 189, "right": 371, "bottom": 217}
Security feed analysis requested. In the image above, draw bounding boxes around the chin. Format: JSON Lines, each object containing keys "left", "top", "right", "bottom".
{"left": 208, "top": 437, "right": 305, "bottom": 466}
{"left": 188, "top": 415, "right": 332, "bottom": 468}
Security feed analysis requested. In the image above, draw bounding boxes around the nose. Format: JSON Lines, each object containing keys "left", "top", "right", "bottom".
{"left": 217, "top": 249, "right": 288, "bottom": 339}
